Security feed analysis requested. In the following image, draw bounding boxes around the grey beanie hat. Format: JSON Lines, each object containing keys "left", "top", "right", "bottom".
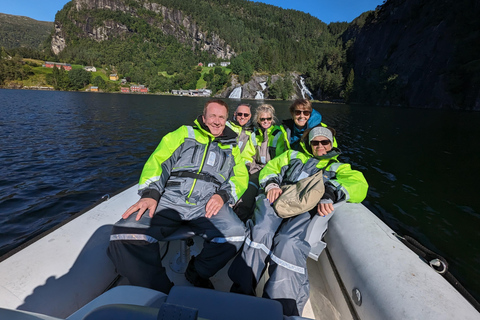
{"left": 309, "top": 127, "right": 333, "bottom": 144}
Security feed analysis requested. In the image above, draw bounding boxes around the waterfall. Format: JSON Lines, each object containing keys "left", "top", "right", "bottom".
{"left": 298, "top": 77, "right": 313, "bottom": 100}
{"left": 260, "top": 82, "right": 267, "bottom": 91}
{"left": 229, "top": 87, "right": 242, "bottom": 99}
{"left": 255, "top": 91, "right": 264, "bottom": 100}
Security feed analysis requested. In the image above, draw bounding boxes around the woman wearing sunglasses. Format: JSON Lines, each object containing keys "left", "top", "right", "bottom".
{"left": 229, "top": 125, "right": 368, "bottom": 317}
{"left": 278, "top": 99, "right": 335, "bottom": 151}
{"left": 233, "top": 104, "right": 287, "bottom": 221}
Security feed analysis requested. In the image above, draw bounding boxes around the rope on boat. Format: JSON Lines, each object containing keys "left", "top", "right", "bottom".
{"left": 395, "top": 233, "right": 480, "bottom": 313}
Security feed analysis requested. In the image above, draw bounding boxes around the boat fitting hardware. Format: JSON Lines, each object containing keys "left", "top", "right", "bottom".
{"left": 101, "top": 194, "right": 110, "bottom": 201}
{"left": 429, "top": 258, "right": 447, "bottom": 274}
{"left": 352, "top": 288, "right": 362, "bottom": 306}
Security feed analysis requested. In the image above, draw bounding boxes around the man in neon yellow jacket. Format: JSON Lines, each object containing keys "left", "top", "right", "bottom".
{"left": 229, "top": 125, "right": 368, "bottom": 316}
{"left": 108, "top": 100, "right": 248, "bottom": 293}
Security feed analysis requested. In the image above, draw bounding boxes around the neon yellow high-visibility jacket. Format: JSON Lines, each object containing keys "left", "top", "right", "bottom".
{"left": 226, "top": 121, "right": 257, "bottom": 166}
{"left": 253, "top": 125, "right": 288, "bottom": 165}
{"left": 138, "top": 116, "right": 248, "bottom": 212}
{"left": 259, "top": 142, "right": 368, "bottom": 204}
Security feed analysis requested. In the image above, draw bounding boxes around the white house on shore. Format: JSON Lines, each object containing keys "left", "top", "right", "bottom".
{"left": 172, "top": 89, "right": 212, "bottom": 97}
{"left": 84, "top": 66, "right": 97, "bottom": 72}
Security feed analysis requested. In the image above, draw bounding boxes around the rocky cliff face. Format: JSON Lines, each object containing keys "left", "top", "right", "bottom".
{"left": 217, "top": 73, "right": 305, "bottom": 100}
{"left": 349, "top": 0, "right": 479, "bottom": 110}
{"left": 52, "top": 0, "right": 235, "bottom": 59}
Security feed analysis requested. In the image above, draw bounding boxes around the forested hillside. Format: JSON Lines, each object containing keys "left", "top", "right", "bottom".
{"left": 346, "top": 0, "right": 480, "bottom": 110}
{"left": 1, "top": 0, "right": 479, "bottom": 109}
{"left": 48, "top": 0, "right": 348, "bottom": 98}
{"left": 0, "top": 13, "right": 52, "bottom": 49}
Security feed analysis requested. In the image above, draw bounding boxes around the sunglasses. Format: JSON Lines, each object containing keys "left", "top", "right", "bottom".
{"left": 311, "top": 140, "right": 331, "bottom": 146}
{"left": 236, "top": 112, "right": 250, "bottom": 117}
{"left": 294, "top": 110, "right": 311, "bottom": 116}
{"left": 260, "top": 117, "right": 272, "bottom": 122}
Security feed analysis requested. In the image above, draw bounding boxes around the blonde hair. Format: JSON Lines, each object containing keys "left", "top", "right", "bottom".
{"left": 253, "top": 104, "right": 278, "bottom": 126}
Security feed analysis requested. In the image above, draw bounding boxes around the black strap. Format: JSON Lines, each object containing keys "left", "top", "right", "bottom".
{"left": 170, "top": 171, "right": 221, "bottom": 186}
{"left": 397, "top": 234, "right": 480, "bottom": 312}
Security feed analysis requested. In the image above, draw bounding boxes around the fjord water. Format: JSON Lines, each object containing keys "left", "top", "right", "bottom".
{"left": 1, "top": 88, "right": 479, "bottom": 301}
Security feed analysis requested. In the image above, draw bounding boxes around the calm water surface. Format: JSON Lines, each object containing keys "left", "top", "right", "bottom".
{"left": 1, "top": 88, "right": 479, "bottom": 301}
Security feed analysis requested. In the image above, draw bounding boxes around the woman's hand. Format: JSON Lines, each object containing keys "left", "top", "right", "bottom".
{"left": 267, "top": 187, "right": 283, "bottom": 204}
{"left": 317, "top": 202, "right": 334, "bottom": 217}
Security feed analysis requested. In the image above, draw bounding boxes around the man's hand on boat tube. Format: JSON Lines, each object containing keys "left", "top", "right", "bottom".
{"left": 317, "top": 202, "right": 334, "bottom": 216}
{"left": 205, "top": 194, "right": 224, "bottom": 218}
{"left": 122, "top": 198, "right": 158, "bottom": 220}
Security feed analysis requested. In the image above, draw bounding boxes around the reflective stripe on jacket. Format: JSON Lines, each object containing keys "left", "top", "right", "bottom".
{"left": 139, "top": 118, "right": 248, "bottom": 206}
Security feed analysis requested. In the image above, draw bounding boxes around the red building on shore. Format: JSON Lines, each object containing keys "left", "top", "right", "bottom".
{"left": 44, "top": 62, "right": 72, "bottom": 71}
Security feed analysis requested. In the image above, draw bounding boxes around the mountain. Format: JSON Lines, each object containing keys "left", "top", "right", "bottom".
{"left": 48, "top": 0, "right": 342, "bottom": 98}
{"left": 0, "top": 13, "right": 53, "bottom": 49}
{"left": 347, "top": 0, "right": 480, "bottom": 110}
{"left": 1, "top": 0, "right": 479, "bottom": 109}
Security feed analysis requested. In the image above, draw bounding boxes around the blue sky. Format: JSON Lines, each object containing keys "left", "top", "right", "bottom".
{"left": 0, "top": 0, "right": 385, "bottom": 24}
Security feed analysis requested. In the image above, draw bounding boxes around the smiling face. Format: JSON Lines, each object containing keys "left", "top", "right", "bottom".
{"left": 292, "top": 107, "right": 311, "bottom": 128}
{"left": 203, "top": 102, "right": 228, "bottom": 137}
{"left": 310, "top": 136, "right": 332, "bottom": 157}
{"left": 235, "top": 105, "right": 251, "bottom": 127}
{"left": 258, "top": 112, "right": 273, "bottom": 129}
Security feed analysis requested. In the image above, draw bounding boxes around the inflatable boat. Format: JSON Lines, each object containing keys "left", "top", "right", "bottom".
{"left": 0, "top": 185, "right": 478, "bottom": 319}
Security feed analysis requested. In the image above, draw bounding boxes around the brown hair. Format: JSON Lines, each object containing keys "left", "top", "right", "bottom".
{"left": 253, "top": 104, "right": 278, "bottom": 126}
{"left": 204, "top": 99, "right": 229, "bottom": 116}
{"left": 289, "top": 99, "right": 312, "bottom": 115}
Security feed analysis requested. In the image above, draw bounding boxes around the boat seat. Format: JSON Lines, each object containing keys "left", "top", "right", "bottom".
{"left": 81, "top": 302, "right": 198, "bottom": 320}
{"left": 66, "top": 285, "right": 167, "bottom": 320}
{"left": 166, "top": 286, "right": 284, "bottom": 320}
{"left": 160, "top": 225, "right": 196, "bottom": 273}
{"left": 77, "top": 286, "right": 285, "bottom": 320}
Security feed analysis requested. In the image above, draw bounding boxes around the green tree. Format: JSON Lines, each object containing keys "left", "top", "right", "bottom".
{"left": 69, "top": 68, "right": 92, "bottom": 90}
{"left": 345, "top": 69, "right": 355, "bottom": 102}
{"left": 92, "top": 75, "right": 106, "bottom": 90}
{"left": 46, "top": 67, "right": 71, "bottom": 90}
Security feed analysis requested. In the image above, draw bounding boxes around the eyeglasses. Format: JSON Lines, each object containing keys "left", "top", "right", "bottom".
{"left": 311, "top": 140, "right": 331, "bottom": 147}
{"left": 294, "top": 110, "right": 311, "bottom": 116}
{"left": 236, "top": 112, "right": 250, "bottom": 117}
{"left": 260, "top": 117, "right": 272, "bottom": 122}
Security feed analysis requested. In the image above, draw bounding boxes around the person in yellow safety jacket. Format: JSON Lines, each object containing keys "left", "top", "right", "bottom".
{"left": 233, "top": 104, "right": 287, "bottom": 221}
{"left": 274, "top": 99, "right": 338, "bottom": 152}
{"left": 228, "top": 125, "right": 368, "bottom": 316}
{"left": 251, "top": 104, "right": 288, "bottom": 171}
{"left": 108, "top": 100, "right": 248, "bottom": 293}
{"left": 226, "top": 103, "right": 257, "bottom": 166}
{"left": 227, "top": 103, "right": 259, "bottom": 221}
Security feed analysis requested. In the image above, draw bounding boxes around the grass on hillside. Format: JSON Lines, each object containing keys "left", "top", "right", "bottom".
{"left": 197, "top": 66, "right": 231, "bottom": 89}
